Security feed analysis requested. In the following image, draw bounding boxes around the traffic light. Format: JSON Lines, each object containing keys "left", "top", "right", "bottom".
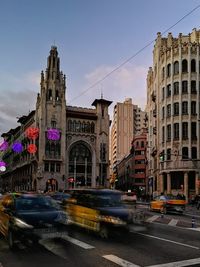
{"left": 159, "top": 151, "right": 164, "bottom": 161}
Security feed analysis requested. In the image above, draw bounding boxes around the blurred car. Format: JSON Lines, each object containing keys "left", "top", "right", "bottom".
{"left": 63, "top": 189, "right": 146, "bottom": 238}
{"left": 150, "top": 194, "right": 186, "bottom": 214}
{"left": 122, "top": 191, "right": 137, "bottom": 204}
{"left": 0, "top": 193, "right": 68, "bottom": 249}
{"left": 49, "top": 192, "right": 71, "bottom": 206}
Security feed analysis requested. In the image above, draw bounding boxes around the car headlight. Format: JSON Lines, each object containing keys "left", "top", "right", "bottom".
{"left": 14, "top": 218, "right": 33, "bottom": 229}
{"left": 98, "top": 215, "right": 126, "bottom": 225}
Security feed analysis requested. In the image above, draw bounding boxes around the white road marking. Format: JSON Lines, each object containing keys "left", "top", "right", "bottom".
{"left": 168, "top": 219, "right": 178, "bottom": 226}
{"left": 147, "top": 257, "right": 200, "bottom": 267}
{"left": 61, "top": 235, "right": 95, "bottom": 249}
{"left": 146, "top": 215, "right": 159, "bottom": 223}
{"left": 134, "top": 232, "right": 199, "bottom": 250}
{"left": 188, "top": 227, "right": 200, "bottom": 231}
{"left": 103, "top": 255, "right": 140, "bottom": 267}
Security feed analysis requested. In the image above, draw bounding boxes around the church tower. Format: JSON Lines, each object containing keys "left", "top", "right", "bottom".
{"left": 36, "top": 46, "right": 66, "bottom": 191}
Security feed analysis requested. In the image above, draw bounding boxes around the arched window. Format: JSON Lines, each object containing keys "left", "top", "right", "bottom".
{"left": 68, "top": 120, "right": 72, "bottom": 131}
{"left": 174, "top": 61, "right": 179, "bottom": 75}
{"left": 167, "top": 64, "right": 171, "bottom": 77}
{"left": 192, "top": 147, "right": 197, "bottom": 159}
{"left": 47, "top": 89, "right": 52, "bottom": 100}
{"left": 91, "top": 122, "right": 95, "bottom": 133}
{"left": 182, "top": 59, "right": 188, "bottom": 73}
{"left": 72, "top": 120, "right": 76, "bottom": 132}
{"left": 82, "top": 121, "right": 86, "bottom": 132}
{"left": 167, "top": 148, "right": 171, "bottom": 160}
{"left": 86, "top": 122, "right": 90, "bottom": 133}
{"left": 45, "top": 141, "right": 50, "bottom": 156}
{"left": 162, "top": 67, "right": 165, "bottom": 79}
{"left": 69, "top": 142, "right": 92, "bottom": 187}
{"left": 191, "top": 59, "right": 196, "bottom": 72}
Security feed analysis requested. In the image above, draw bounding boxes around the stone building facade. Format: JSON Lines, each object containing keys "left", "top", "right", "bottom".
{"left": 0, "top": 46, "right": 111, "bottom": 192}
{"left": 146, "top": 28, "right": 200, "bottom": 200}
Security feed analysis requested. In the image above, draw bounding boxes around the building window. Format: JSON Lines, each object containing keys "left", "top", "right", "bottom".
{"left": 191, "top": 101, "right": 196, "bottom": 115}
{"left": 182, "top": 59, "right": 188, "bottom": 73}
{"left": 191, "top": 59, "right": 196, "bottom": 72}
{"left": 191, "top": 81, "right": 197, "bottom": 94}
{"left": 173, "top": 102, "right": 179, "bottom": 116}
{"left": 167, "top": 148, "right": 171, "bottom": 160}
{"left": 162, "top": 67, "right": 165, "bottom": 79}
{"left": 162, "top": 126, "right": 165, "bottom": 142}
{"left": 141, "top": 141, "right": 144, "bottom": 148}
{"left": 56, "top": 163, "right": 60, "bottom": 172}
{"left": 167, "top": 84, "right": 171, "bottom": 97}
{"left": 51, "top": 120, "right": 56, "bottom": 128}
{"left": 167, "top": 125, "right": 171, "bottom": 141}
{"left": 173, "top": 82, "right": 179, "bottom": 95}
{"left": 191, "top": 122, "right": 197, "bottom": 140}
{"left": 174, "top": 123, "right": 179, "bottom": 140}
{"left": 182, "top": 81, "right": 188, "bottom": 94}
{"left": 192, "top": 147, "right": 197, "bottom": 159}
{"left": 162, "top": 87, "right": 165, "bottom": 100}
{"left": 182, "top": 122, "right": 188, "bottom": 140}
{"left": 182, "top": 101, "right": 188, "bottom": 115}
{"left": 174, "top": 61, "right": 179, "bottom": 75}
{"left": 50, "top": 163, "right": 55, "bottom": 172}
{"left": 182, "top": 147, "right": 188, "bottom": 159}
{"left": 162, "top": 107, "right": 165, "bottom": 119}
{"left": 47, "top": 89, "right": 52, "bottom": 100}
{"left": 167, "top": 64, "right": 171, "bottom": 77}
{"left": 167, "top": 104, "right": 171, "bottom": 117}
{"left": 68, "top": 120, "right": 73, "bottom": 131}
{"left": 91, "top": 122, "right": 95, "bottom": 133}
{"left": 44, "top": 163, "right": 49, "bottom": 172}
{"left": 56, "top": 90, "right": 59, "bottom": 101}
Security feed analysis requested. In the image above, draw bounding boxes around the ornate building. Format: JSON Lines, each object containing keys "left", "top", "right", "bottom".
{"left": 146, "top": 28, "right": 200, "bottom": 200}
{"left": 0, "top": 46, "right": 112, "bottom": 192}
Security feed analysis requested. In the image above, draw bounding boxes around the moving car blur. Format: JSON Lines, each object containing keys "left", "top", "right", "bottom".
{"left": 150, "top": 194, "right": 186, "bottom": 214}
{"left": 0, "top": 193, "right": 68, "bottom": 250}
{"left": 63, "top": 189, "right": 146, "bottom": 238}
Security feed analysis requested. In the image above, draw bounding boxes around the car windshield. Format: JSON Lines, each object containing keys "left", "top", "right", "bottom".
{"left": 94, "top": 193, "right": 123, "bottom": 207}
{"left": 16, "top": 196, "right": 60, "bottom": 211}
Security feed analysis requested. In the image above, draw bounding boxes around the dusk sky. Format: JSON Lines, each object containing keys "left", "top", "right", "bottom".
{"left": 0, "top": 0, "right": 200, "bottom": 134}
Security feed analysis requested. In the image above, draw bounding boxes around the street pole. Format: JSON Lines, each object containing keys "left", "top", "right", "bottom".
{"left": 74, "top": 157, "right": 76, "bottom": 189}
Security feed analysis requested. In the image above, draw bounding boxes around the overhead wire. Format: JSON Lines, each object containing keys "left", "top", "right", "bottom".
{"left": 69, "top": 4, "right": 200, "bottom": 104}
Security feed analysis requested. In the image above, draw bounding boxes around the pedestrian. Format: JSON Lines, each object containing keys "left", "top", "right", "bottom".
{"left": 196, "top": 195, "right": 200, "bottom": 210}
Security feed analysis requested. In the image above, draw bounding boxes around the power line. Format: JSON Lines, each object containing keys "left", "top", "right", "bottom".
{"left": 69, "top": 4, "right": 200, "bottom": 104}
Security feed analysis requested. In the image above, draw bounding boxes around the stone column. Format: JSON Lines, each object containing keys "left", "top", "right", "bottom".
{"left": 167, "top": 172, "right": 171, "bottom": 194}
{"left": 195, "top": 172, "right": 199, "bottom": 195}
{"left": 184, "top": 172, "right": 188, "bottom": 201}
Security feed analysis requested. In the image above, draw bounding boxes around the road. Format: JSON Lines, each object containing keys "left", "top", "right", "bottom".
{"left": 1, "top": 208, "right": 200, "bottom": 267}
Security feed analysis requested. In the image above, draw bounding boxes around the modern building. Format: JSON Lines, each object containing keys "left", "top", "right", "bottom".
{"left": 0, "top": 46, "right": 112, "bottom": 192}
{"left": 146, "top": 28, "right": 200, "bottom": 200}
{"left": 110, "top": 98, "right": 146, "bottom": 170}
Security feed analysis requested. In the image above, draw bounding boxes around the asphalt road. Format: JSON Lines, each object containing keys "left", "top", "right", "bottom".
{"left": 1, "top": 214, "right": 200, "bottom": 267}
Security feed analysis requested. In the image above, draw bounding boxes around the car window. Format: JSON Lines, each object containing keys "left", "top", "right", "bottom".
{"left": 16, "top": 196, "right": 59, "bottom": 210}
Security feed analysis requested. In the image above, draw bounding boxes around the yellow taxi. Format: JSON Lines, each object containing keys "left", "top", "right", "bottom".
{"left": 63, "top": 189, "right": 146, "bottom": 238}
{"left": 150, "top": 194, "right": 186, "bottom": 214}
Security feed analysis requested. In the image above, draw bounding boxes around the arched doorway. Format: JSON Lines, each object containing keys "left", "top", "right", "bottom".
{"left": 46, "top": 178, "right": 58, "bottom": 192}
{"left": 68, "top": 142, "right": 92, "bottom": 188}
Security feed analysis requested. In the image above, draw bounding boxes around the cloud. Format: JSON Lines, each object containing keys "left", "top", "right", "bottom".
{"left": 71, "top": 64, "right": 147, "bottom": 111}
{"left": 0, "top": 71, "right": 39, "bottom": 135}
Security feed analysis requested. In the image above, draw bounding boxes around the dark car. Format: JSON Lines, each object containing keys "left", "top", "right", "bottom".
{"left": 0, "top": 193, "right": 68, "bottom": 249}
{"left": 49, "top": 192, "right": 71, "bottom": 206}
{"left": 63, "top": 189, "right": 146, "bottom": 238}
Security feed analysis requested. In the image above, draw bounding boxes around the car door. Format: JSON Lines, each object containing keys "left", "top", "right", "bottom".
{"left": 0, "top": 195, "right": 13, "bottom": 237}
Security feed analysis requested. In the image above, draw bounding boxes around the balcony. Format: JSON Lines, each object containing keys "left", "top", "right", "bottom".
{"left": 160, "top": 160, "right": 200, "bottom": 171}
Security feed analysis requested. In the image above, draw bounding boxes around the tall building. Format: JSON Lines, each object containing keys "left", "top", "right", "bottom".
{"left": 0, "top": 46, "right": 112, "bottom": 192}
{"left": 146, "top": 28, "right": 200, "bottom": 200}
{"left": 110, "top": 98, "right": 145, "bottom": 170}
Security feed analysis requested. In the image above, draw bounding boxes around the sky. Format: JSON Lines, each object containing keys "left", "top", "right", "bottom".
{"left": 0, "top": 0, "right": 200, "bottom": 134}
